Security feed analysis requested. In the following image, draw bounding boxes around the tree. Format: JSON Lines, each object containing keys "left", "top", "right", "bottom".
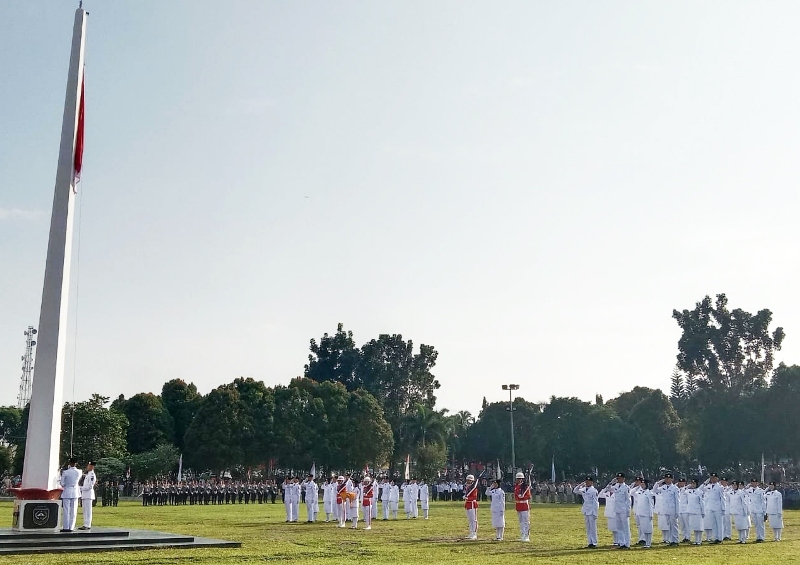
{"left": 161, "top": 379, "right": 201, "bottom": 452}
{"left": 0, "top": 406, "right": 23, "bottom": 446}
{"left": 673, "top": 294, "right": 785, "bottom": 395}
{"left": 401, "top": 404, "right": 447, "bottom": 450}
{"left": 356, "top": 334, "right": 439, "bottom": 466}
{"left": 463, "top": 398, "right": 542, "bottom": 469}
{"left": 670, "top": 367, "right": 685, "bottom": 405}
{"left": 0, "top": 445, "right": 12, "bottom": 476}
{"left": 129, "top": 444, "right": 180, "bottom": 480}
{"left": 230, "top": 377, "right": 275, "bottom": 466}
{"left": 59, "top": 394, "right": 128, "bottom": 464}
{"left": 415, "top": 441, "right": 447, "bottom": 482}
{"left": 184, "top": 385, "right": 244, "bottom": 471}
{"left": 94, "top": 457, "right": 126, "bottom": 483}
{"left": 304, "top": 323, "right": 360, "bottom": 389}
{"left": 114, "top": 393, "right": 173, "bottom": 454}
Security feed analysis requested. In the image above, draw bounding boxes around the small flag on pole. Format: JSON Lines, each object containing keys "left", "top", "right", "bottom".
{"left": 551, "top": 456, "right": 556, "bottom": 483}
{"left": 310, "top": 462, "right": 316, "bottom": 479}
{"left": 761, "top": 453, "right": 765, "bottom": 484}
{"left": 126, "top": 466, "right": 131, "bottom": 480}
{"left": 177, "top": 454, "right": 183, "bottom": 483}
{"left": 404, "top": 454, "right": 411, "bottom": 480}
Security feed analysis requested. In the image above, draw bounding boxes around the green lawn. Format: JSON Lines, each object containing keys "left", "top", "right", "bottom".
{"left": 1, "top": 500, "right": 797, "bottom": 564}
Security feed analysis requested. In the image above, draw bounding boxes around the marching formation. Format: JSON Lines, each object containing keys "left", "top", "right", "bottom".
{"left": 139, "top": 480, "right": 280, "bottom": 506}
{"left": 573, "top": 472, "right": 785, "bottom": 550}
{"left": 280, "top": 474, "right": 432, "bottom": 529}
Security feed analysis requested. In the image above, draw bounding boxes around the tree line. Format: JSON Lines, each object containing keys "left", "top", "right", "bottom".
{"left": 1, "top": 294, "right": 797, "bottom": 482}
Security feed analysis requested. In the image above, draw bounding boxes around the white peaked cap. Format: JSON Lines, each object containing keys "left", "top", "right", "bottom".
{"left": 337, "top": 476, "right": 345, "bottom": 481}
{"left": 466, "top": 474, "right": 475, "bottom": 481}
{"left": 516, "top": 472, "right": 525, "bottom": 479}
{"left": 363, "top": 476, "right": 371, "bottom": 483}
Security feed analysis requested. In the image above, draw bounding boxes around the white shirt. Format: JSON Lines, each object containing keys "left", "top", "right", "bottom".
{"left": 60, "top": 466, "right": 82, "bottom": 499}
{"left": 80, "top": 469, "right": 96, "bottom": 499}
{"left": 765, "top": 490, "right": 783, "bottom": 514}
{"left": 574, "top": 484, "right": 599, "bottom": 517}
{"left": 746, "top": 486, "right": 766, "bottom": 513}
{"left": 487, "top": 487, "right": 505, "bottom": 513}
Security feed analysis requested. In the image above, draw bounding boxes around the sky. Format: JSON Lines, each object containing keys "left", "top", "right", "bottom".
{"left": 2, "top": 0, "right": 800, "bottom": 418}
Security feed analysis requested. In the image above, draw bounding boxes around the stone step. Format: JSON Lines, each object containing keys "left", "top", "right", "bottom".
{"left": 0, "top": 529, "right": 129, "bottom": 540}
{"left": 0, "top": 534, "right": 192, "bottom": 549}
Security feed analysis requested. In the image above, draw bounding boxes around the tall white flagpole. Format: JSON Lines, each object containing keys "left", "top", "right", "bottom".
{"left": 20, "top": 6, "right": 87, "bottom": 494}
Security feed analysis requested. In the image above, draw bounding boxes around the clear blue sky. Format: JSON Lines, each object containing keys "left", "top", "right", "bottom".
{"left": 2, "top": 0, "right": 799, "bottom": 416}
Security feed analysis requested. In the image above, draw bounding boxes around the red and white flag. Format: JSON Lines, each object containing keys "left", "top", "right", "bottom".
{"left": 72, "top": 74, "right": 85, "bottom": 191}
{"left": 404, "top": 454, "right": 411, "bottom": 480}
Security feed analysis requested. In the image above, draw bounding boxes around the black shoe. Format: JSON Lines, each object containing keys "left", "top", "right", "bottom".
{"left": 669, "top": 542, "right": 679, "bottom": 546}
{"left": 587, "top": 544, "right": 597, "bottom": 549}
{"left": 637, "top": 540, "right": 646, "bottom": 545}
{"left": 617, "top": 545, "right": 630, "bottom": 550}
{"left": 713, "top": 540, "right": 722, "bottom": 544}
{"left": 756, "top": 539, "right": 764, "bottom": 543}
{"left": 59, "top": 529, "right": 73, "bottom": 533}
{"left": 724, "top": 537, "right": 731, "bottom": 541}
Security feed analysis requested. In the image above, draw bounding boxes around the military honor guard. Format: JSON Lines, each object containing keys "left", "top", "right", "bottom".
{"left": 599, "top": 481, "right": 618, "bottom": 546}
{"left": 721, "top": 477, "right": 733, "bottom": 540}
{"left": 677, "top": 477, "right": 691, "bottom": 543}
{"left": 513, "top": 472, "right": 531, "bottom": 542}
{"left": 305, "top": 474, "right": 319, "bottom": 523}
{"left": 322, "top": 476, "right": 335, "bottom": 522}
{"left": 685, "top": 479, "right": 705, "bottom": 545}
{"left": 79, "top": 461, "right": 96, "bottom": 530}
{"left": 335, "top": 476, "right": 348, "bottom": 528}
{"left": 701, "top": 473, "right": 725, "bottom": 543}
{"left": 487, "top": 479, "right": 506, "bottom": 541}
{"left": 347, "top": 479, "right": 360, "bottom": 529}
{"left": 573, "top": 476, "right": 599, "bottom": 548}
{"left": 632, "top": 480, "right": 654, "bottom": 548}
{"left": 463, "top": 474, "right": 479, "bottom": 540}
{"left": 388, "top": 479, "right": 399, "bottom": 520}
{"left": 380, "top": 477, "right": 391, "bottom": 520}
{"left": 653, "top": 473, "right": 680, "bottom": 545}
{"left": 765, "top": 482, "right": 783, "bottom": 541}
{"left": 59, "top": 458, "right": 82, "bottom": 532}
{"left": 728, "top": 481, "right": 751, "bottom": 543}
{"left": 609, "top": 473, "right": 631, "bottom": 549}
{"left": 361, "top": 477, "right": 375, "bottom": 530}
{"left": 746, "top": 478, "right": 767, "bottom": 542}
{"left": 419, "top": 480, "right": 430, "bottom": 520}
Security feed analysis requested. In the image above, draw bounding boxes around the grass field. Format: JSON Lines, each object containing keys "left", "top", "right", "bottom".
{"left": 1, "top": 500, "right": 797, "bottom": 564}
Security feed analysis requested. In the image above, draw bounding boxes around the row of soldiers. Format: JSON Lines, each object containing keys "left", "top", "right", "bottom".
{"left": 140, "top": 481, "right": 280, "bottom": 506}
{"left": 573, "top": 472, "right": 785, "bottom": 550}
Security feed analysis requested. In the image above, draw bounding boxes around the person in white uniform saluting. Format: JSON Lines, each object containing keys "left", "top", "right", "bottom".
{"left": 765, "top": 482, "right": 783, "bottom": 541}
{"left": 78, "top": 461, "right": 96, "bottom": 530}
{"left": 573, "top": 476, "right": 599, "bottom": 549}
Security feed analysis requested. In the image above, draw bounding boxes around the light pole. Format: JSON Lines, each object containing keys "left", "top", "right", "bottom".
{"left": 502, "top": 384, "right": 519, "bottom": 472}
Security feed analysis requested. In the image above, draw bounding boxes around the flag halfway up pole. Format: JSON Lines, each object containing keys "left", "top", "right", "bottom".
{"left": 761, "top": 453, "right": 765, "bottom": 484}
{"left": 310, "top": 462, "right": 316, "bottom": 479}
{"left": 177, "top": 454, "right": 183, "bottom": 483}
{"left": 551, "top": 456, "right": 556, "bottom": 483}
{"left": 404, "top": 454, "right": 411, "bottom": 480}
{"left": 495, "top": 459, "right": 502, "bottom": 480}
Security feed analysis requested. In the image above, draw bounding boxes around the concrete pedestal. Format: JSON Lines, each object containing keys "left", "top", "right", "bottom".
{"left": 12, "top": 500, "right": 62, "bottom": 531}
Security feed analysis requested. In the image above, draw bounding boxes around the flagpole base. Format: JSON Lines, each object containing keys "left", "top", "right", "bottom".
{"left": 12, "top": 499, "right": 62, "bottom": 531}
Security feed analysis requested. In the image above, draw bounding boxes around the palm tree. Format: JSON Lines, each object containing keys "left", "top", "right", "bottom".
{"left": 402, "top": 404, "right": 448, "bottom": 450}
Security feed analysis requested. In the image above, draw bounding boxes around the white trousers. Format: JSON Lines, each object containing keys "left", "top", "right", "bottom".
{"left": 466, "top": 508, "right": 478, "bottom": 537}
{"left": 664, "top": 513, "right": 678, "bottom": 543}
{"left": 707, "top": 510, "right": 723, "bottom": 541}
{"left": 584, "top": 515, "right": 598, "bottom": 546}
{"left": 62, "top": 498, "right": 78, "bottom": 531}
{"left": 723, "top": 512, "right": 732, "bottom": 538}
{"left": 615, "top": 513, "right": 631, "bottom": 547}
{"left": 750, "top": 512, "right": 765, "bottom": 540}
{"left": 290, "top": 501, "right": 299, "bottom": 521}
{"left": 517, "top": 510, "right": 530, "bottom": 539}
{"left": 679, "top": 513, "right": 690, "bottom": 540}
{"left": 81, "top": 497, "right": 93, "bottom": 528}
{"left": 306, "top": 502, "right": 317, "bottom": 522}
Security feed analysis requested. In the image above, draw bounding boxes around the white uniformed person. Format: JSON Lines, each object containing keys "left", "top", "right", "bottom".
{"left": 746, "top": 478, "right": 767, "bottom": 542}
{"left": 765, "top": 482, "right": 783, "bottom": 541}
{"left": 59, "top": 458, "right": 82, "bottom": 532}
{"left": 78, "top": 461, "right": 96, "bottom": 530}
{"left": 573, "top": 476, "right": 599, "bottom": 548}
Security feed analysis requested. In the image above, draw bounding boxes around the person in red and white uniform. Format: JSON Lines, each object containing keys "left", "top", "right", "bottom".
{"left": 361, "top": 477, "right": 375, "bottom": 530}
{"left": 513, "top": 472, "right": 531, "bottom": 542}
{"left": 463, "top": 474, "right": 479, "bottom": 540}
{"left": 335, "top": 476, "right": 348, "bottom": 528}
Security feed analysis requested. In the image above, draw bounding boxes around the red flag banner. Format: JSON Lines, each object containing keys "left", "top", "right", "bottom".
{"left": 73, "top": 74, "right": 85, "bottom": 191}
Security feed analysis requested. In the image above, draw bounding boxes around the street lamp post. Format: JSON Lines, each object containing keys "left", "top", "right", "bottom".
{"left": 502, "top": 384, "right": 520, "bottom": 473}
